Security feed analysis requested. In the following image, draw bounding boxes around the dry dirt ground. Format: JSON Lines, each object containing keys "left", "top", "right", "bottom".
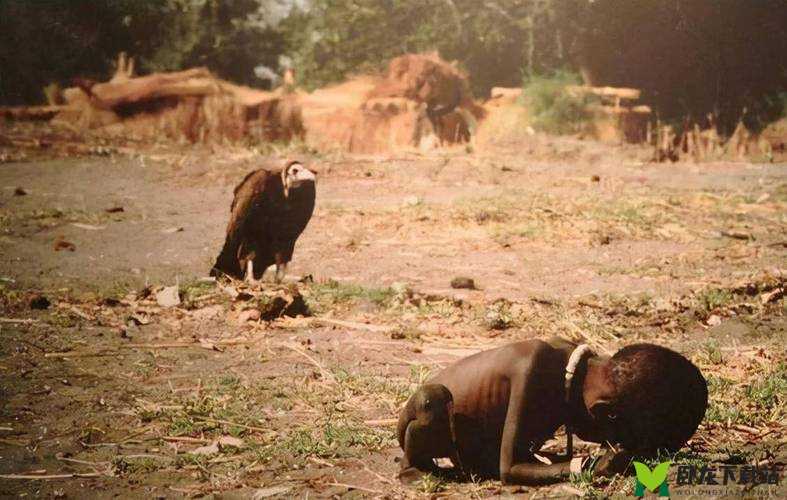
{"left": 0, "top": 138, "right": 785, "bottom": 498}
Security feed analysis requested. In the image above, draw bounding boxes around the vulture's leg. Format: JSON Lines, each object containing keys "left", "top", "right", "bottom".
{"left": 273, "top": 252, "right": 287, "bottom": 284}
{"left": 245, "top": 260, "right": 256, "bottom": 285}
{"left": 274, "top": 262, "right": 287, "bottom": 284}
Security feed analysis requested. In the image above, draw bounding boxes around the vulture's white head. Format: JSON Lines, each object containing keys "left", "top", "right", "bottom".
{"left": 282, "top": 161, "right": 316, "bottom": 198}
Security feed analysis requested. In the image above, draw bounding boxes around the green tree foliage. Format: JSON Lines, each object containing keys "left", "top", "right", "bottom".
{"left": 141, "top": 0, "right": 286, "bottom": 86}
{"left": 0, "top": 0, "right": 285, "bottom": 104}
{"left": 1, "top": 0, "right": 784, "bottom": 134}
{"left": 282, "top": 0, "right": 786, "bottom": 133}
{"left": 522, "top": 71, "right": 596, "bottom": 135}
{"left": 568, "top": 0, "right": 787, "bottom": 134}
{"left": 282, "top": 0, "right": 565, "bottom": 94}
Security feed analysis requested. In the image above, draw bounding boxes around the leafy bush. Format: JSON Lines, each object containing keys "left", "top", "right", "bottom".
{"left": 521, "top": 71, "right": 597, "bottom": 135}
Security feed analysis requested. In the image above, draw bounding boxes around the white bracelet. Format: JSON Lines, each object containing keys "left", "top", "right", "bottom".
{"left": 570, "top": 457, "right": 585, "bottom": 474}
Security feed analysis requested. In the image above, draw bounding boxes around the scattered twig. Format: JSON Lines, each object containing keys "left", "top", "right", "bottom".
{"left": 65, "top": 306, "right": 92, "bottom": 320}
{"left": 0, "top": 318, "right": 39, "bottom": 324}
{"left": 349, "top": 459, "right": 396, "bottom": 485}
{"left": 721, "top": 230, "right": 752, "bottom": 241}
{"left": 168, "top": 485, "right": 210, "bottom": 495}
{"left": 363, "top": 418, "right": 397, "bottom": 427}
{"left": 44, "top": 350, "right": 117, "bottom": 358}
{"left": 309, "top": 456, "right": 335, "bottom": 468}
{"left": 161, "top": 436, "right": 212, "bottom": 444}
{"left": 318, "top": 318, "right": 393, "bottom": 333}
{"left": 56, "top": 456, "right": 109, "bottom": 467}
{"left": 191, "top": 292, "right": 223, "bottom": 303}
{"left": 284, "top": 344, "right": 338, "bottom": 385}
{"left": 0, "top": 438, "right": 26, "bottom": 447}
{"left": 324, "top": 482, "right": 383, "bottom": 495}
{"left": 558, "top": 484, "right": 585, "bottom": 496}
{"left": 124, "top": 342, "right": 201, "bottom": 349}
{"left": 733, "top": 424, "right": 761, "bottom": 435}
{"left": 125, "top": 338, "right": 255, "bottom": 350}
{"left": 192, "top": 417, "right": 268, "bottom": 434}
{"left": 116, "top": 454, "right": 173, "bottom": 461}
{"left": 278, "top": 316, "right": 393, "bottom": 333}
{"left": 45, "top": 338, "right": 257, "bottom": 358}
{"left": 0, "top": 472, "right": 103, "bottom": 480}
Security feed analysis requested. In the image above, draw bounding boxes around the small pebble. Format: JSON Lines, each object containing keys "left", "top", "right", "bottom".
{"left": 451, "top": 277, "right": 476, "bottom": 290}
{"left": 29, "top": 294, "right": 50, "bottom": 310}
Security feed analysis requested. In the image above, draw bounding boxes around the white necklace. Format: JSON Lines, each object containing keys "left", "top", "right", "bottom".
{"left": 564, "top": 344, "right": 592, "bottom": 461}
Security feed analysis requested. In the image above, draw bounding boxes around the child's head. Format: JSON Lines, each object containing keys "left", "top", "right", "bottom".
{"left": 593, "top": 344, "right": 708, "bottom": 453}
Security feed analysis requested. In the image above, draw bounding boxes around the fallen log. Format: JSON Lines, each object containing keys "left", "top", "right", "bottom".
{"left": 0, "top": 105, "right": 67, "bottom": 121}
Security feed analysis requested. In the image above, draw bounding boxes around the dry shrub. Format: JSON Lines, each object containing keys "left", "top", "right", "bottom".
{"left": 760, "top": 117, "right": 786, "bottom": 155}
{"left": 369, "top": 53, "right": 469, "bottom": 110}
{"left": 437, "top": 109, "right": 473, "bottom": 144}
{"left": 654, "top": 113, "right": 782, "bottom": 163}
{"left": 197, "top": 94, "right": 247, "bottom": 142}
{"left": 255, "top": 96, "right": 304, "bottom": 143}
{"left": 303, "top": 108, "right": 359, "bottom": 152}
{"left": 300, "top": 77, "right": 379, "bottom": 151}
{"left": 617, "top": 106, "right": 651, "bottom": 143}
{"left": 348, "top": 53, "right": 483, "bottom": 151}
{"left": 50, "top": 66, "right": 303, "bottom": 144}
{"left": 371, "top": 53, "right": 485, "bottom": 119}
{"left": 53, "top": 87, "right": 120, "bottom": 131}
{"left": 348, "top": 106, "right": 423, "bottom": 154}
{"left": 46, "top": 55, "right": 487, "bottom": 152}
{"left": 589, "top": 106, "right": 651, "bottom": 144}
{"left": 475, "top": 96, "right": 532, "bottom": 150}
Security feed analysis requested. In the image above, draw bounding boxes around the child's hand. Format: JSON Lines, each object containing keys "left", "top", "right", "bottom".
{"left": 592, "top": 449, "right": 635, "bottom": 477}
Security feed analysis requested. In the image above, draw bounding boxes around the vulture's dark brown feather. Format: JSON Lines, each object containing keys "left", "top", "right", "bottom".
{"left": 211, "top": 163, "right": 315, "bottom": 280}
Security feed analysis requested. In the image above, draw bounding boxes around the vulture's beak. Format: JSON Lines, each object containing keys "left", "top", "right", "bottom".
{"left": 290, "top": 167, "right": 316, "bottom": 188}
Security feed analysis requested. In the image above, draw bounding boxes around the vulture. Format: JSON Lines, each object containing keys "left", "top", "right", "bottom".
{"left": 210, "top": 160, "right": 316, "bottom": 282}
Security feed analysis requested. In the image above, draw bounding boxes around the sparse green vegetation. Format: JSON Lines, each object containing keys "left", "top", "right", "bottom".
{"left": 30, "top": 208, "right": 64, "bottom": 220}
{"left": 409, "top": 365, "right": 433, "bottom": 387}
{"left": 180, "top": 279, "right": 217, "bottom": 305}
{"left": 132, "top": 358, "right": 157, "bottom": 380}
{"left": 570, "top": 469, "right": 603, "bottom": 498}
{"left": 334, "top": 369, "right": 411, "bottom": 406}
{"left": 390, "top": 326, "right": 424, "bottom": 341}
{"left": 699, "top": 288, "right": 734, "bottom": 313}
{"left": 417, "top": 473, "right": 446, "bottom": 494}
{"left": 489, "top": 222, "right": 543, "bottom": 246}
{"left": 705, "top": 365, "right": 786, "bottom": 426}
{"left": 745, "top": 363, "right": 786, "bottom": 416}
{"left": 48, "top": 311, "right": 79, "bottom": 328}
{"left": 483, "top": 300, "right": 518, "bottom": 330}
{"left": 306, "top": 279, "right": 395, "bottom": 310}
{"left": 522, "top": 71, "right": 599, "bottom": 135}
{"left": 112, "top": 456, "right": 166, "bottom": 475}
{"left": 0, "top": 284, "right": 24, "bottom": 310}
{"left": 588, "top": 200, "right": 662, "bottom": 235}
{"left": 278, "top": 420, "right": 391, "bottom": 460}
{"left": 701, "top": 341, "right": 724, "bottom": 365}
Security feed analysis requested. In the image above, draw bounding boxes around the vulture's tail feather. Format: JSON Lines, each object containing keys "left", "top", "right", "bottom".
{"left": 210, "top": 238, "right": 243, "bottom": 279}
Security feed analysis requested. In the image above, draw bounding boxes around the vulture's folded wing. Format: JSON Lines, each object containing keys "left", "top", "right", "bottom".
{"left": 211, "top": 170, "right": 276, "bottom": 278}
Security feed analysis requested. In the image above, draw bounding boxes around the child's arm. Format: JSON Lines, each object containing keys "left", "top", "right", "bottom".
{"left": 498, "top": 347, "right": 577, "bottom": 485}
{"left": 497, "top": 345, "right": 631, "bottom": 485}
{"left": 499, "top": 453, "right": 630, "bottom": 484}
{"left": 501, "top": 448, "right": 635, "bottom": 485}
